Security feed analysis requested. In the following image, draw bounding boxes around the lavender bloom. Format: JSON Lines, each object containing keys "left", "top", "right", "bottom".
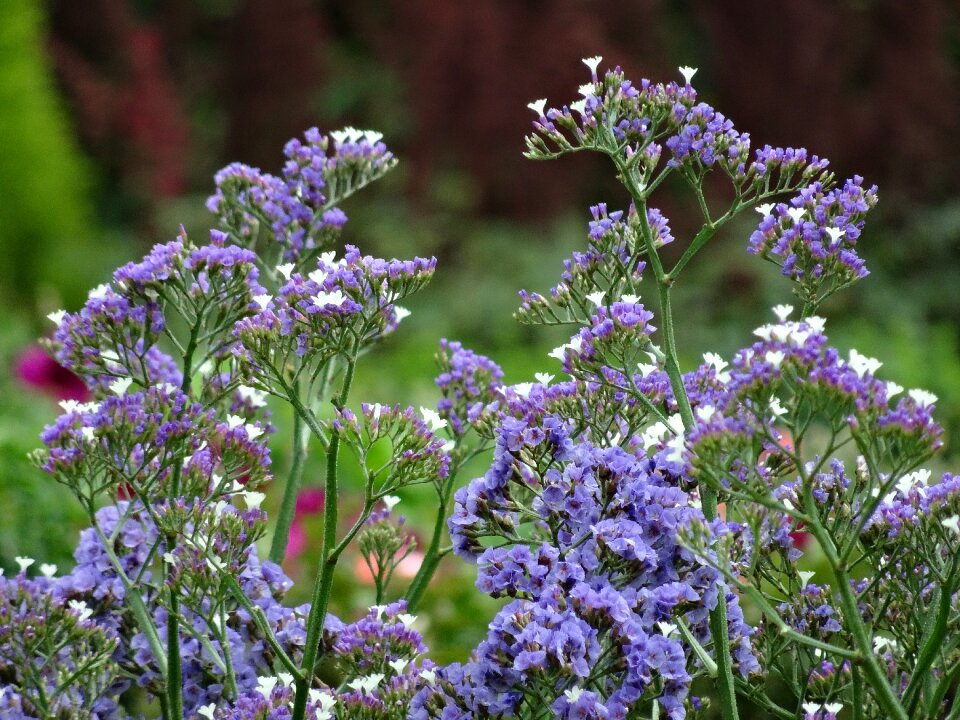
{"left": 435, "top": 339, "right": 504, "bottom": 436}
{"left": 748, "top": 176, "right": 879, "bottom": 298}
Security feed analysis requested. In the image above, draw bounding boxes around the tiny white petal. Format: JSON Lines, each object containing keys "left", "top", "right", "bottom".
{"left": 198, "top": 704, "right": 217, "bottom": 720}
{"left": 586, "top": 291, "right": 606, "bottom": 307}
{"left": 886, "top": 381, "right": 904, "bottom": 398}
{"left": 941, "top": 515, "right": 960, "bottom": 536}
{"left": 397, "top": 613, "right": 417, "bottom": 629}
{"left": 755, "top": 203, "right": 774, "bottom": 217}
{"left": 534, "top": 372, "right": 555, "bottom": 385}
{"left": 798, "top": 570, "right": 815, "bottom": 588}
{"left": 226, "top": 415, "right": 245, "bottom": 429}
{"left": 243, "top": 491, "right": 266, "bottom": 510}
{"left": 582, "top": 56, "right": 602, "bottom": 75}
{"left": 772, "top": 304, "right": 794, "bottom": 322}
{"left": 47, "top": 310, "right": 67, "bottom": 326}
{"left": 109, "top": 377, "right": 134, "bottom": 397}
{"left": 245, "top": 424, "right": 264, "bottom": 441}
{"left": 512, "top": 382, "right": 534, "bottom": 398}
{"left": 824, "top": 226, "right": 845, "bottom": 243}
{"left": 678, "top": 65, "right": 697, "bottom": 84}
{"left": 656, "top": 621, "right": 677, "bottom": 636}
{"left": 419, "top": 406, "right": 448, "bottom": 432}
{"left": 908, "top": 388, "right": 938, "bottom": 407}
{"left": 393, "top": 306, "right": 412, "bottom": 321}
{"left": 15, "top": 556, "right": 35, "bottom": 572}
{"left": 88, "top": 283, "right": 111, "bottom": 300}
{"left": 382, "top": 495, "right": 401, "bottom": 511}
{"left": 786, "top": 207, "right": 806, "bottom": 224}
{"left": 276, "top": 263, "right": 295, "bottom": 280}
{"left": 569, "top": 99, "right": 588, "bottom": 116}
{"left": 40, "top": 563, "right": 57, "bottom": 578}
{"left": 253, "top": 294, "right": 273, "bottom": 310}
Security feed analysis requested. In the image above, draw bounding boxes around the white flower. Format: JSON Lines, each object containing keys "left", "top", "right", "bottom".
{"left": 393, "top": 306, "right": 412, "bottom": 321}
{"left": 101, "top": 349, "right": 121, "bottom": 363}
{"left": 620, "top": 293, "right": 640, "bottom": 304}
{"left": 548, "top": 346, "right": 568, "bottom": 362}
{"left": 564, "top": 686, "right": 585, "bottom": 703}
{"left": 824, "top": 226, "right": 845, "bottom": 244}
{"left": 313, "top": 290, "right": 346, "bottom": 308}
{"left": 47, "top": 309, "right": 67, "bottom": 326}
{"left": 388, "top": 658, "right": 409, "bottom": 673}
{"left": 798, "top": 570, "right": 815, "bottom": 588}
{"left": 226, "top": 415, "right": 245, "bottom": 429}
{"left": 801, "top": 702, "right": 821, "bottom": 716}
{"left": 309, "top": 689, "right": 336, "bottom": 711}
{"left": 347, "top": 674, "right": 384, "bottom": 694}
{"left": 243, "top": 491, "right": 266, "bottom": 510}
{"left": 277, "top": 672, "right": 295, "bottom": 687}
{"left": 534, "top": 372, "right": 554, "bottom": 385}
{"left": 511, "top": 382, "right": 534, "bottom": 398}
{"left": 363, "top": 130, "right": 384, "bottom": 144}
{"left": 786, "top": 207, "right": 806, "bottom": 224}
{"left": 637, "top": 362, "right": 657, "bottom": 376}
{"left": 276, "top": 263, "right": 295, "bottom": 280}
{"left": 772, "top": 304, "right": 794, "bottom": 322}
{"left": 656, "top": 621, "right": 677, "bottom": 636}
{"left": 81, "top": 426, "right": 96, "bottom": 443}
{"left": 765, "top": 350, "right": 785, "bottom": 367}
{"left": 245, "top": 424, "right": 264, "bottom": 441}
{"left": 198, "top": 704, "right": 216, "bottom": 720}
{"left": 382, "top": 495, "right": 401, "bottom": 511}
{"left": 569, "top": 99, "right": 588, "bottom": 116}
{"left": 419, "top": 669, "right": 437, "bottom": 684}
{"left": 941, "top": 515, "right": 960, "bottom": 536}
{"left": 848, "top": 349, "right": 882, "bottom": 378}
{"left": 237, "top": 385, "right": 268, "bottom": 408}
{"left": 678, "top": 65, "right": 697, "bottom": 84}
{"left": 908, "top": 388, "right": 938, "bottom": 407}
{"left": 109, "top": 377, "right": 133, "bottom": 397}
{"left": 40, "top": 563, "right": 57, "bottom": 578}
{"left": 527, "top": 98, "right": 548, "bottom": 116}
{"left": 442, "top": 439, "right": 456, "bottom": 453}
{"left": 577, "top": 83, "right": 596, "bottom": 97}
{"left": 805, "top": 316, "right": 827, "bottom": 333}
{"left": 696, "top": 405, "right": 716, "bottom": 422}
{"left": 755, "top": 203, "right": 774, "bottom": 216}
{"left": 824, "top": 703, "right": 843, "bottom": 715}
{"left": 69, "top": 599, "right": 93, "bottom": 622}
{"left": 256, "top": 676, "right": 278, "bottom": 699}
{"left": 396, "top": 613, "right": 418, "bottom": 629}
{"left": 59, "top": 399, "right": 80, "bottom": 413}
{"left": 769, "top": 397, "right": 788, "bottom": 418}
{"left": 370, "top": 605, "right": 387, "bottom": 620}
{"left": 15, "top": 556, "right": 34, "bottom": 572}
{"left": 308, "top": 268, "right": 330, "bottom": 285}
{"left": 88, "top": 283, "right": 111, "bottom": 300}
{"left": 420, "top": 406, "right": 448, "bottom": 432}
{"left": 886, "top": 381, "right": 904, "bottom": 398}
{"left": 586, "top": 290, "right": 606, "bottom": 306}
{"left": 582, "top": 56, "right": 602, "bottom": 75}
{"left": 253, "top": 294, "right": 273, "bottom": 310}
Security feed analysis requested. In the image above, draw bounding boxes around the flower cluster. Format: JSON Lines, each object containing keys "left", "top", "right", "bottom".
{"left": 434, "top": 339, "right": 504, "bottom": 437}
{"left": 208, "top": 127, "right": 396, "bottom": 263}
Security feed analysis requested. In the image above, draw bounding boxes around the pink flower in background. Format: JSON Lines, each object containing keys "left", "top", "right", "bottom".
{"left": 287, "top": 487, "right": 325, "bottom": 561}
{"left": 14, "top": 345, "right": 89, "bottom": 401}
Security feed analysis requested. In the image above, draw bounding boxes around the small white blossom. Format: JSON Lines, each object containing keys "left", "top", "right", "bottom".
{"left": 253, "top": 294, "right": 273, "bottom": 310}
{"left": 696, "top": 405, "right": 716, "bottom": 422}
{"left": 772, "top": 304, "right": 794, "bottom": 322}
{"left": 786, "top": 207, "right": 806, "bottom": 224}
{"left": 769, "top": 396, "right": 788, "bottom": 418}
{"left": 582, "top": 56, "right": 602, "bottom": 75}
{"left": 527, "top": 98, "right": 548, "bottom": 116}
{"left": 512, "top": 382, "right": 534, "bottom": 398}
{"left": 534, "top": 372, "right": 554, "bottom": 385}
{"left": 88, "top": 283, "right": 111, "bottom": 300}
{"left": 886, "top": 381, "right": 904, "bottom": 397}
{"left": 420, "top": 406, "right": 447, "bottom": 432}
{"left": 798, "top": 570, "right": 815, "bottom": 588}
{"left": 276, "top": 263, "right": 295, "bottom": 280}
{"left": 47, "top": 309, "right": 67, "bottom": 326}
{"left": 81, "top": 427, "right": 96, "bottom": 443}
{"left": 824, "top": 226, "right": 845, "bottom": 243}
{"left": 656, "top": 621, "right": 677, "bottom": 636}
{"left": 586, "top": 290, "right": 606, "bottom": 306}
{"left": 577, "top": 83, "right": 596, "bottom": 97}
{"left": 109, "top": 377, "right": 133, "bottom": 397}
{"left": 256, "top": 676, "right": 278, "bottom": 699}
{"left": 397, "top": 613, "right": 418, "bottom": 629}
{"left": 548, "top": 346, "right": 568, "bottom": 362}
{"left": 824, "top": 703, "right": 843, "bottom": 715}
{"left": 564, "top": 686, "right": 585, "bottom": 703}
{"left": 243, "top": 491, "right": 266, "bottom": 510}
{"left": 312, "top": 290, "right": 346, "bottom": 308}
{"left": 765, "top": 350, "right": 785, "bottom": 367}
{"left": 801, "top": 702, "right": 821, "bottom": 717}
{"left": 388, "top": 658, "right": 409, "bottom": 673}
{"left": 393, "top": 306, "right": 412, "bottom": 321}
{"left": 941, "top": 515, "right": 960, "bottom": 536}
{"left": 678, "top": 65, "right": 697, "bottom": 84}
{"left": 908, "top": 388, "right": 938, "bottom": 407}
{"left": 755, "top": 203, "right": 774, "bottom": 216}
{"left": 848, "top": 349, "right": 882, "bottom": 378}
{"left": 15, "top": 556, "right": 34, "bottom": 573}
{"left": 198, "top": 704, "right": 216, "bottom": 720}
{"left": 805, "top": 316, "right": 827, "bottom": 333}
{"left": 245, "top": 424, "right": 264, "bottom": 441}
{"left": 382, "top": 495, "right": 401, "bottom": 511}
{"left": 419, "top": 669, "right": 437, "bottom": 684}
{"left": 636, "top": 362, "right": 657, "bottom": 376}
{"left": 226, "top": 415, "right": 245, "bottom": 429}
{"left": 59, "top": 399, "right": 80, "bottom": 413}
{"left": 347, "top": 674, "right": 384, "bottom": 694}
{"left": 237, "top": 385, "right": 268, "bottom": 408}
{"left": 40, "top": 563, "right": 57, "bottom": 578}
{"left": 277, "top": 672, "right": 295, "bottom": 687}
{"left": 569, "top": 99, "right": 588, "bottom": 116}
{"left": 68, "top": 599, "right": 93, "bottom": 622}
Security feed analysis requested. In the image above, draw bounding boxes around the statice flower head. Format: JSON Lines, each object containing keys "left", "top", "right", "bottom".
{"left": 233, "top": 246, "right": 435, "bottom": 383}
{"left": 209, "top": 126, "right": 396, "bottom": 263}
{"left": 748, "top": 175, "right": 879, "bottom": 305}
{"left": 434, "top": 339, "right": 504, "bottom": 437}
{"left": 666, "top": 101, "right": 751, "bottom": 176}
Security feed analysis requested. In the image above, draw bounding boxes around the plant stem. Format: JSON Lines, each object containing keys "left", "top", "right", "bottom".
{"left": 166, "top": 584, "right": 184, "bottom": 720}
{"left": 270, "top": 401, "right": 309, "bottom": 564}
{"left": 405, "top": 467, "right": 459, "bottom": 612}
{"left": 801, "top": 486, "right": 908, "bottom": 720}
{"left": 291, "top": 356, "right": 356, "bottom": 720}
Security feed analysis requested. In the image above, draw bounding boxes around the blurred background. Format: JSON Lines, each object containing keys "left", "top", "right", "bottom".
{"left": 2, "top": 0, "right": 960, "bottom": 684}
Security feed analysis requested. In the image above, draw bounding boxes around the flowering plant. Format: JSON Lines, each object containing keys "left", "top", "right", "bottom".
{"left": 3, "top": 59, "right": 957, "bottom": 720}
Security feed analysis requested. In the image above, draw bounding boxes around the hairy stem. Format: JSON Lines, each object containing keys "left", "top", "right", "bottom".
{"left": 270, "top": 402, "right": 309, "bottom": 564}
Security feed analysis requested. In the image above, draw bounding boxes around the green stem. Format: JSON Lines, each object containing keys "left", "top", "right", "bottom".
{"left": 270, "top": 404, "right": 309, "bottom": 564}
{"left": 802, "top": 486, "right": 907, "bottom": 720}
{"left": 405, "top": 467, "right": 459, "bottom": 612}
{"left": 619, "top": 158, "right": 739, "bottom": 720}
{"left": 166, "top": 556, "right": 184, "bottom": 720}
{"left": 291, "top": 356, "right": 356, "bottom": 720}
